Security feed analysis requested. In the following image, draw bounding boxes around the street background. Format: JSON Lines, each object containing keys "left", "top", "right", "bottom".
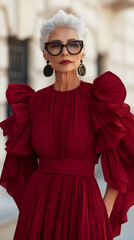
{"left": 0, "top": 0, "right": 134, "bottom": 239}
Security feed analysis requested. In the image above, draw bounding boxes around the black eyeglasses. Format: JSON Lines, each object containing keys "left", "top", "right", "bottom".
{"left": 44, "top": 40, "right": 84, "bottom": 56}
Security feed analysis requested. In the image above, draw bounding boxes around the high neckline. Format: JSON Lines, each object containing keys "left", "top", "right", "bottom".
{"left": 52, "top": 80, "right": 83, "bottom": 93}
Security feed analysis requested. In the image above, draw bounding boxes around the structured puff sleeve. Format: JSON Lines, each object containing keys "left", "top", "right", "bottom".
{"left": 92, "top": 71, "right": 134, "bottom": 238}
{"left": 0, "top": 84, "right": 39, "bottom": 211}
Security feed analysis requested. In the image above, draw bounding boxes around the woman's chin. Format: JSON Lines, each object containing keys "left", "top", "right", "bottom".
{"left": 55, "top": 67, "right": 77, "bottom": 74}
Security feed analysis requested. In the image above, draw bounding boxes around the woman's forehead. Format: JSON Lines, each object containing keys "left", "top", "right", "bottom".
{"left": 48, "top": 27, "right": 79, "bottom": 41}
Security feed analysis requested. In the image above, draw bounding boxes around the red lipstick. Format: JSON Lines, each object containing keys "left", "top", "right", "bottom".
{"left": 59, "top": 60, "right": 72, "bottom": 64}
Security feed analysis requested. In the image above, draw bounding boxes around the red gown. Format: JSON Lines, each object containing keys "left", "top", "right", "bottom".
{"left": 0, "top": 71, "right": 134, "bottom": 239}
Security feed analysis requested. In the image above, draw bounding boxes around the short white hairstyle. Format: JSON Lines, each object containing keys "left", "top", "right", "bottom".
{"left": 39, "top": 10, "right": 89, "bottom": 51}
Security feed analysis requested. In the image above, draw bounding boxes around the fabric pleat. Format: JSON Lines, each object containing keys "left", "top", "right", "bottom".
{"left": 0, "top": 84, "right": 38, "bottom": 210}
{"left": 0, "top": 71, "right": 134, "bottom": 239}
{"left": 92, "top": 71, "right": 134, "bottom": 237}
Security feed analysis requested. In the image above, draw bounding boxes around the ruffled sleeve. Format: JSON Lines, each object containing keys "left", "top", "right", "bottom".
{"left": 0, "top": 84, "right": 39, "bottom": 211}
{"left": 92, "top": 71, "right": 134, "bottom": 237}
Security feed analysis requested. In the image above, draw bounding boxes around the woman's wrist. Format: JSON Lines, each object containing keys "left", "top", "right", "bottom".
{"left": 103, "top": 197, "right": 113, "bottom": 218}
{"left": 103, "top": 184, "right": 119, "bottom": 218}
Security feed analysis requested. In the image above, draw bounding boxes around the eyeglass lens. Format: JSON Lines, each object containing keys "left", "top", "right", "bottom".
{"left": 47, "top": 41, "right": 82, "bottom": 55}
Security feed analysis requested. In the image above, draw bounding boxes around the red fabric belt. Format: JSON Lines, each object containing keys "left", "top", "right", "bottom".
{"left": 38, "top": 157, "right": 95, "bottom": 177}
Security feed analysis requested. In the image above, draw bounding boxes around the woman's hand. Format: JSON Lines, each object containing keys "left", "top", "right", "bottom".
{"left": 103, "top": 184, "right": 119, "bottom": 218}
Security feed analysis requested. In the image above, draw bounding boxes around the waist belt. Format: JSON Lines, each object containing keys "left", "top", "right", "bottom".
{"left": 38, "top": 157, "right": 95, "bottom": 177}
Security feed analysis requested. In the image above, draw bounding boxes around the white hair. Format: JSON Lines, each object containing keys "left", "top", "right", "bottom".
{"left": 39, "top": 10, "right": 89, "bottom": 51}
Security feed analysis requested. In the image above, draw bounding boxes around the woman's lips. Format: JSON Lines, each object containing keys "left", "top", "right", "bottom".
{"left": 59, "top": 60, "right": 72, "bottom": 64}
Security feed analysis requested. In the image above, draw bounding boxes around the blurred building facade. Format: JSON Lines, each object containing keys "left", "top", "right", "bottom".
{"left": 0, "top": 0, "right": 134, "bottom": 239}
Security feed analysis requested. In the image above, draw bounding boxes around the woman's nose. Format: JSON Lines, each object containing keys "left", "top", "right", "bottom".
{"left": 61, "top": 46, "right": 69, "bottom": 55}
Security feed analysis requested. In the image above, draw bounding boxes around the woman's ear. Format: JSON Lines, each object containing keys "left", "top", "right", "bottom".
{"left": 42, "top": 50, "right": 49, "bottom": 61}
{"left": 81, "top": 48, "right": 86, "bottom": 60}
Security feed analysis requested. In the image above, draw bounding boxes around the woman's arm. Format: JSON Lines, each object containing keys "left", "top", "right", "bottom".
{"left": 103, "top": 184, "right": 119, "bottom": 218}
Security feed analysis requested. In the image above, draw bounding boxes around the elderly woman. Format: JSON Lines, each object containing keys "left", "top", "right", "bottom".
{"left": 0, "top": 9, "right": 134, "bottom": 240}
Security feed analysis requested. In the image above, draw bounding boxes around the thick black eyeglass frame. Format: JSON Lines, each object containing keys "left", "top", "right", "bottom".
{"left": 44, "top": 40, "right": 84, "bottom": 56}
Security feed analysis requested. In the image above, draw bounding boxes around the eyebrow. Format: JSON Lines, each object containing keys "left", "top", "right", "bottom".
{"left": 50, "top": 38, "right": 77, "bottom": 43}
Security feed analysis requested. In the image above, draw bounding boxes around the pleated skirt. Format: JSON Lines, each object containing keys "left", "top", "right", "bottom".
{"left": 13, "top": 170, "right": 113, "bottom": 240}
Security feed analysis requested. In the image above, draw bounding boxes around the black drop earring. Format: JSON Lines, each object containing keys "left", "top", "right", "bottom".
{"left": 43, "top": 61, "right": 53, "bottom": 77}
{"left": 78, "top": 60, "right": 86, "bottom": 76}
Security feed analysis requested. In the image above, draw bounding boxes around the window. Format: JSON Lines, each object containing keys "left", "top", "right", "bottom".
{"left": 7, "top": 37, "right": 29, "bottom": 116}
{"left": 97, "top": 54, "right": 107, "bottom": 76}
{"left": 8, "top": 37, "right": 28, "bottom": 84}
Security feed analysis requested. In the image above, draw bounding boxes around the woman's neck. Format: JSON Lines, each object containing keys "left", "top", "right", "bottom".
{"left": 54, "top": 70, "right": 80, "bottom": 91}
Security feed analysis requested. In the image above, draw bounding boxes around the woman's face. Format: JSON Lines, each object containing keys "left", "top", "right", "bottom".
{"left": 43, "top": 26, "right": 85, "bottom": 73}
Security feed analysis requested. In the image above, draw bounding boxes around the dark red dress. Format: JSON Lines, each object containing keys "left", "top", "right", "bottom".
{"left": 0, "top": 71, "right": 134, "bottom": 239}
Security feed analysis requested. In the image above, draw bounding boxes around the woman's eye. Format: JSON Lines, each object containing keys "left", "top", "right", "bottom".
{"left": 50, "top": 43, "right": 60, "bottom": 48}
{"left": 69, "top": 42, "right": 79, "bottom": 48}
